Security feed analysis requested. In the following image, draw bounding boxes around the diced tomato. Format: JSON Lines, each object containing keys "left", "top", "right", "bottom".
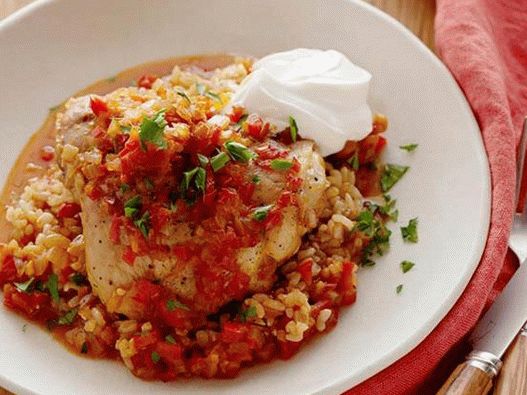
{"left": 278, "top": 339, "right": 301, "bottom": 360}
{"left": 56, "top": 203, "right": 81, "bottom": 219}
{"left": 155, "top": 341, "right": 183, "bottom": 365}
{"left": 221, "top": 322, "right": 248, "bottom": 343}
{"left": 121, "top": 246, "right": 136, "bottom": 265}
{"left": 229, "top": 106, "right": 246, "bottom": 123}
{"left": 89, "top": 96, "right": 109, "bottom": 117}
{"left": 132, "top": 280, "right": 162, "bottom": 308}
{"left": 3, "top": 284, "right": 51, "bottom": 318}
{"left": 358, "top": 134, "right": 386, "bottom": 164}
{"left": 40, "top": 145, "right": 55, "bottom": 161}
{"left": 158, "top": 298, "right": 193, "bottom": 330}
{"left": 133, "top": 330, "right": 159, "bottom": 350}
{"left": 172, "top": 245, "right": 192, "bottom": 261}
{"left": 109, "top": 215, "right": 122, "bottom": 244}
{"left": 339, "top": 261, "right": 357, "bottom": 306}
{"left": 245, "top": 114, "right": 263, "bottom": 140}
{"left": 0, "top": 255, "right": 17, "bottom": 284}
{"left": 297, "top": 258, "right": 313, "bottom": 285}
{"left": 137, "top": 74, "right": 158, "bottom": 89}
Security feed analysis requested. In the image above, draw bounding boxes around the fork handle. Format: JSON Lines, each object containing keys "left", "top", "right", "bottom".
{"left": 437, "top": 351, "right": 501, "bottom": 395}
{"left": 494, "top": 329, "right": 527, "bottom": 395}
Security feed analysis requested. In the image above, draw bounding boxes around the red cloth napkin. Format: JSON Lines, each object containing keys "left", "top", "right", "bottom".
{"left": 348, "top": 0, "right": 527, "bottom": 393}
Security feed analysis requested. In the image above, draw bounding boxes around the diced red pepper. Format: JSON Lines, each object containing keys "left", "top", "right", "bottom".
{"left": 155, "top": 341, "right": 183, "bottom": 365}
{"left": 297, "top": 258, "right": 313, "bottom": 285}
{"left": 56, "top": 203, "right": 81, "bottom": 219}
{"left": 221, "top": 322, "right": 248, "bottom": 343}
{"left": 278, "top": 339, "right": 301, "bottom": 360}
{"left": 137, "top": 74, "right": 157, "bottom": 89}
{"left": 133, "top": 330, "right": 159, "bottom": 350}
{"left": 89, "top": 96, "right": 109, "bottom": 117}
{"left": 0, "top": 255, "right": 17, "bottom": 284}
{"left": 229, "top": 106, "right": 246, "bottom": 123}
{"left": 40, "top": 145, "right": 55, "bottom": 162}
{"left": 109, "top": 215, "right": 122, "bottom": 244}
{"left": 158, "top": 297, "right": 193, "bottom": 330}
{"left": 122, "top": 246, "right": 137, "bottom": 266}
{"left": 3, "top": 284, "right": 50, "bottom": 318}
{"left": 339, "top": 261, "right": 357, "bottom": 306}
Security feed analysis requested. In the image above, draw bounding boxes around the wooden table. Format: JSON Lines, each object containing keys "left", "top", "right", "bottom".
{"left": 0, "top": 0, "right": 435, "bottom": 394}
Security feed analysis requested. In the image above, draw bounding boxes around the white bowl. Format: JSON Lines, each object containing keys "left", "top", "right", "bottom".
{"left": 0, "top": 0, "right": 490, "bottom": 394}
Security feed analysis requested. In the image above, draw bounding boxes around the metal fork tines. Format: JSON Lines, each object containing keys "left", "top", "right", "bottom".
{"left": 510, "top": 117, "right": 527, "bottom": 270}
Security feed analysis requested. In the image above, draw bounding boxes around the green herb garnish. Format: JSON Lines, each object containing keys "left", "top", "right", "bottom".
{"left": 252, "top": 205, "right": 273, "bottom": 221}
{"left": 378, "top": 194, "right": 399, "bottom": 222}
{"left": 46, "top": 274, "right": 60, "bottom": 303}
{"left": 181, "top": 167, "right": 199, "bottom": 192}
{"left": 106, "top": 75, "right": 117, "bottom": 82}
{"left": 401, "top": 218, "right": 418, "bottom": 243}
{"left": 57, "top": 308, "right": 78, "bottom": 325}
{"left": 401, "top": 260, "right": 415, "bottom": 273}
{"left": 225, "top": 141, "right": 256, "bottom": 163}
{"left": 139, "top": 110, "right": 167, "bottom": 150}
{"left": 270, "top": 159, "right": 293, "bottom": 171}
{"left": 134, "top": 211, "right": 151, "bottom": 238}
{"left": 176, "top": 91, "right": 191, "bottom": 103}
{"left": 124, "top": 195, "right": 142, "bottom": 218}
{"left": 197, "top": 154, "right": 209, "bottom": 168}
{"left": 399, "top": 143, "right": 418, "bottom": 152}
{"left": 210, "top": 152, "right": 230, "bottom": 172}
{"left": 240, "top": 305, "right": 257, "bottom": 322}
{"left": 166, "top": 299, "right": 190, "bottom": 311}
{"left": 252, "top": 175, "right": 261, "bottom": 184}
{"left": 71, "top": 273, "right": 87, "bottom": 286}
{"left": 396, "top": 284, "right": 403, "bottom": 294}
{"left": 14, "top": 278, "right": 35, "bottom": 293}
{"left": 81, "top": 342, "right": 88, "bottom": 354}
{"left": 205, "top": 91, "right": 221, "bottom": 101}
{"left": 236, "top": 114, "right": 248, "bottom": 127}
{"left": 165, "top": 335, "right": 177, "bottom": 344}
{"left": 289, "top": 116, "right": 298, "bottom": 143}
{"left": 355, "top": 209, "right": 392, "bottom": 267}
{"left": 380, "top": 164, "right": 409, "bottom": 192}
{"left": 194, "top": 167, "right": 206, "bottom": 192}
{"left": 151, "top": 351, "right": 161, "bottom": 364}
{"left": 348, "top": 153, "right": 360, "bottom": 171}
{"left": 119, "top": 183, "right": 130, "bottom": 193}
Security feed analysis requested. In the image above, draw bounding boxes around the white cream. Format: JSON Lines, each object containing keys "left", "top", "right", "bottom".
{"left": 229, "top": 48, "right": 373, "bottom": 156}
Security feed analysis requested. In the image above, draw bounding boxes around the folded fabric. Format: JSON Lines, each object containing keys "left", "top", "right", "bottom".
{"left": 348, "top": 0, "right": 527, "bottom": 393}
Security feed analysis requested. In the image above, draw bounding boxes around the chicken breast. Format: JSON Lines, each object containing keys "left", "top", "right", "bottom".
{"left": 57, "top": 94, "right": 328, "bottom": 317}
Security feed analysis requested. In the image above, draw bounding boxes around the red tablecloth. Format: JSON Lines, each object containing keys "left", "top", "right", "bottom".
{"left": 349, "top": 0, "right": 527, "bottom": 393}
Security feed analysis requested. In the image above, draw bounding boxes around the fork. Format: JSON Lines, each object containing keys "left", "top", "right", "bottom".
{"left": 492, "top": 117, "right": 527, "bottom": 394}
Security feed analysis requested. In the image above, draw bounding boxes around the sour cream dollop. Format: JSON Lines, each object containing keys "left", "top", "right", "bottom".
{"left": 230, "top": 48, "right": 372, "bottom": 156}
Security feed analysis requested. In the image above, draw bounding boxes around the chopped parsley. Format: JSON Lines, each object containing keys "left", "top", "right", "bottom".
{"left": 210, "top": 152, "right": 230, "bottom": 172}
{"left": 396, "top": 284, "right": 403, "bottom": 294}
{"left": 46, "top": 274, "right": 60, "bottom": 303}
{"left": 139, "top": 110, "right": 167, "bottom": 150}
{"left": 81, "top": 342, "right": 88, "bottom": 354}
{"left": 252, "top": 175, "right": 261, "bottom": 184}
{"left": 376, "top": 194, "right": 399, "bottom": 222}
{"left": 181, "top": 168, "right": 199, "bottom": 191}
{"left": 57, "top": 308, "right": 78, "bottom": 325}
{"left": 144, "top": 178, "right": 154, "bottom": 190}
{"left": 119, "top": 183, "right": 130, "bottom": 193}
{"left": 197, "top": 154, "right": 209, "bottom": 168}
{"left": 194, "top": 167, "right": 206, "bottom": 192}
{"left": 205, "top": 91, "right": 221, "bottom": 102}
{"left": 49, "top": 105, "right": 60, "bottom": 113}
{"left": 124, "top": 195, "right": 142, "bottom": 218}
{"left": 225, "top": 141, "right": 256, "bottom": 163}
{"left": 236, "top": 114, "right": 249, "bottom": 127}
{"left": 355, "top": 209, "right": 392, "bottom": 267}
{"left": 270, "top": 159, "right": 293, "bottom": 171}
{"left": 14, "top": 278, "right": 35, "bottom": 293}
{"left": 165, "top": 335, "right": 177, "bottom": 344}
{"left": 134, "top": 211, "right": 151, "bottom": 238}
{"left": 176, "top": 90, "right": 191, "bottom": 103}
{"left": 289, "top": 116, "right": 298, "bottom": 143}
{"left": 380, "top": 164, "right": 409, "bottom": 192}
{"left": 401, "top": 260, "right": 415, "bottom": 273}
{"left": 399, "top": 143, "right": 419, "bottom": 152}
{"left": 166, "top": 299, "right": 190, "bottom": 311}
{"left": 70, "top": 273, "right": 87, "bottom": 286}
{"left": 401, "top": 218, "right": 418, "bottom": 243}
{"left": 348, "top": 153, "right": 359, "bottom": 171}
{"left": 151, "top": 351, "right": 161, "bottom": 364}
{"left": 240, "top": 305, "right": 257, "bottom": 322}
{"left": 252, "top": 205, "right": 273, "bottom": 221}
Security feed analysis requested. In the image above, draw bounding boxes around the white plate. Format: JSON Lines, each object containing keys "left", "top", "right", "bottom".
{"left": 0, "top": 0, "right": 490, "bottom": 394}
